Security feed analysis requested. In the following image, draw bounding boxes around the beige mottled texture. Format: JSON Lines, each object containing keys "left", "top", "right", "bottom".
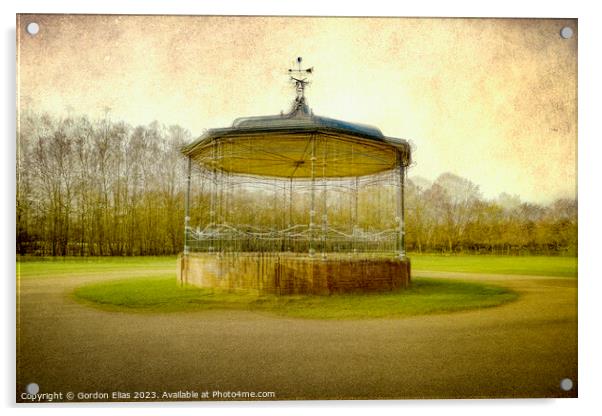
{"left": 17, "top": 15, "right": 577, "bottom": 203}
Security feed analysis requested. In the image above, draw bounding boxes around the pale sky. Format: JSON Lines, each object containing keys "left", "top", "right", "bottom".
{"left": 17, "top": 15, "right": 577, "bottom": 203}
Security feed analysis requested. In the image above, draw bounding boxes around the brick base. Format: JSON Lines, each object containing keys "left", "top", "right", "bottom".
{"left": 177, "top": 253, "right": 411, "bottom": 295}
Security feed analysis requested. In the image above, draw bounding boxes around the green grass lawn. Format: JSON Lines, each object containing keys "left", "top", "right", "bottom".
{"left": 17, "top": 253, "right": 577, "bottom": 279}
{"left": 18, "top": 254, "right": 562, "bottom": 319}
{"left": 17, "top": 256, "right": 176, "bottom": 278}
{"left": 409, "top": 253, "right": 577, "bottom": 277}
{"left": 72, "top": 275, "right": 518, "bottom": 319}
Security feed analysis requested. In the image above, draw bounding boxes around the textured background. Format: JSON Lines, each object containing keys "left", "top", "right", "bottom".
{"left": 17, "top": 15, "right": 577, "bottom": 203}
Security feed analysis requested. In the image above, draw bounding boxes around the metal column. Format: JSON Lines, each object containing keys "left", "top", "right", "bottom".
{"left": 321, "top": 137, "right": 328, "bottom": 259}
{"left": 353, "top": 176, "right": 359, "bottom": 253}
{"left": 288, "top": 177, "right": 293, "bottom": 251}
{"left": 396, "top": 150, "right": 406, "bottom": 258}
{"left": 309, "top": 135, "right": 316, "bottom": 256}
{"left": 209, "top": 142, "right": 217, "bottom": 252}
{"left": 184, "top": 156, "right": 192, "bottom": 255}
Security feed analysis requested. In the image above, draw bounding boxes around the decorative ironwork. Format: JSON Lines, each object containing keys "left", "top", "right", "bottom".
{"left": 182, "top": 60, "right": 411, "bottom": 259}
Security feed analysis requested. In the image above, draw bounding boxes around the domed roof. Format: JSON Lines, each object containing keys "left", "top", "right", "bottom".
{"left": 182, "top": 63, "right": 411, "bottom": 179}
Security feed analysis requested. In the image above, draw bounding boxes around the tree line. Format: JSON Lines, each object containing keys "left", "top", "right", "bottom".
{"left": 404, "top": 174, "right": 576, "bottom": 255}
{"left": 16, "top": 112, "right": 577, "bottom": 256}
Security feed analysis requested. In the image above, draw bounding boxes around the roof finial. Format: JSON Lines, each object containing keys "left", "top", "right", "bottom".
{"left": 287, "top": 57, "right": 313, "bottom": 115}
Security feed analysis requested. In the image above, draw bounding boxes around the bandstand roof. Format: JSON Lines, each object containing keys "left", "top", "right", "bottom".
{"left": 182, "top": 64, "right": 411, "bottom": 179}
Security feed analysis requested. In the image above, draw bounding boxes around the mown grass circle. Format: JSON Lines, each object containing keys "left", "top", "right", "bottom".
{"left": 72, "top": 275, "right": 518, "bottom": 319}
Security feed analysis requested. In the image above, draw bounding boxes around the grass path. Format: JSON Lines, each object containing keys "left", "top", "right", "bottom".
{"left": 16, "top": 255, "right": 577, "bottom": 400}
{"left": 17, "top": 263, "right": 577, "bottom": 400}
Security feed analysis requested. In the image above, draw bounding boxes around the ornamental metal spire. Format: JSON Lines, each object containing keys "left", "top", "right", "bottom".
{"left": 287, "top": 57, "right": 313, "bottom": 115}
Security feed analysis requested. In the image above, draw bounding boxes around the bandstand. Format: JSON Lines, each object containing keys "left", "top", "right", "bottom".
{"left": 177, "top": 58, "right": 412, "bottom": 295}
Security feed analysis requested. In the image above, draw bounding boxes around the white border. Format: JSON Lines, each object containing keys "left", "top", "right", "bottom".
{"left": 3, "top": 1, "right": 601, "bottom": 416}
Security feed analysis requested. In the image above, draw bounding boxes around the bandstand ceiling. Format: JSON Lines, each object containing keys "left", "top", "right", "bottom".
{"left": 182, "top": 113, "right": 411, "bottom": 179}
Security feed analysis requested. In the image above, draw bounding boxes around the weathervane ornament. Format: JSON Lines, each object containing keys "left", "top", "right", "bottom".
{"left": 288, "top": 56, "right": 313, "bottom": 114}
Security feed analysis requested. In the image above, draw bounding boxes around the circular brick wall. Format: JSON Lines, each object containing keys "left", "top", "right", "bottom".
{"left": 178, "top": 253, "right": 411, "bottom": 295}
